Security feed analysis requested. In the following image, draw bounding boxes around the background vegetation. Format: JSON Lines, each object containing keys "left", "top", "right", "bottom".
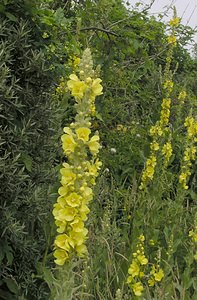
{"left": 0, "top": 0, "right": 196, "bottom": 299}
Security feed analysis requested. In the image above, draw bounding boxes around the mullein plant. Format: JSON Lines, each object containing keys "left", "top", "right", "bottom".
{"left": 52, "top": 48, "right": 103, "bottom": 265}
{"left": 140, "top": 12, "right": 180, "bottom": 189}
{"left": 126, "top": 234, "right": 164, "bottom": 297}
{"left": 179, "top": 114, "right": 197, "bottom": 189}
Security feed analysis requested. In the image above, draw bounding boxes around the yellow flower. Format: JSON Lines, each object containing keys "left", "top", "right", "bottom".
{"left": 169, "top": 17, "right": 180, "bottom": 27}
{"left": 58, "top": 186, "right": 69, "bottom": 196}
{"left": 70, "top": 228, "right": 88, "bottom": 246}
{"left": 88, "top": 135, "right": 100, "bottom": 155}
{"left": 132, "top": 282, "right": 144, "bottom": 296}
{"left": 137, "top": 254, "right": 148, "bottom": 265}
{"left": 79, "top": 203, "right": 90, "bottom": 220}
{"left": 61, "top": 133, "right": 77, "bottom": 155}
{"left": 178, "top": 90, "right": 187, "bottom": 101}
{"left": 138, "top": 234, "right": 145, "bottom": 242}
{"left": 54, "top": 249, "right": 69, "bottom": 265}
{"left": 164, "top": 80, "right": 174, "bottom": 91}
{"left": 167, "top": 35, "right": 177, "bottom": 45}
{"left": 90, "top": 78, "right": 103, "bottom": 99}
{"left": 59, "top": 206, "right": 77, "bottom": 221}
{"left": 150, "top": 124, "right": 163, "bottom": 137}
{"left": 150, "top": 141, "right": 160, "bottom": 151}
{"left": 67, "top": 74, "right": 88, "bottom": 98}
{"left": 128, "top": 261, "right": 140, "bottom": 277}
{"left": 162, "top": 142, "right": 172, "bottom": 163}
{"left": 66, "top": 192, "right": 82, "bottom": 207}
{"left": 54, "top": 234, "right": 71, "bottom": 251}
{"left": 154, "top": 269, "right": 164, "bottom": 282}
{"left": 76, "top": 127, "right": 91, "bottom": 142}
{"left": 148, "top": 277, "right": 155, "bottom": 287}
{"left": 73, "top": 56, "right": 80, "bottom": 67}
{"left": 60, "top": 169, "right": 76, "bottom": 186}
{"left": 71, "top": 217, "right": 85, "bottom": 232}
{"left": 55, "top": 220, "right": 67, "bottom": 233}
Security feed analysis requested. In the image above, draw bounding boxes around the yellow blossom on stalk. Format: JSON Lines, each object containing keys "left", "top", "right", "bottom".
{"left": 179, "top": 115, "right": 197, "bottom": 189}
{"left": 150, "top": 124, "right": 163, "bottom": 137}
{"left": 73, "top": 56, "right": 80, "bottom": 67}
{"left": 127, "top": 234, "right": 164, "bottom": 295}
{"left": 76, "top": 127, "right": 91, "bottom": 142}
{"left": 140, "top": 13, "right": 179, "bottom": 189}
{"left": 162, "top": 142, "right": 172, "bottom": 164}
{"left": 169, "top": 17, "right": 180, "bottom": 27}
{"left": 67, "top": 74, "right": 88, "bottom": 98}
{"left": 54, "top": 249, "right": 69, "bottom": 265}
{"left": 163, "top": 80, "right": 174, "bottom": 92}
{"left": 150, "top": 141, "right": 160, "bottom": 151}
{"left": 178, "top": 90, "right": 187, "bottom": 103}
{"left": 53, "top": 48, "right": 102, "bottom": 265}
{"left": 167, "top": 35, "right": 177, "bottom": 45}
{"left": 132, "top": 282, "right": 144, "bottom": 296}
{"left": 90, "top": 78, "right": 103, "bottom": 99}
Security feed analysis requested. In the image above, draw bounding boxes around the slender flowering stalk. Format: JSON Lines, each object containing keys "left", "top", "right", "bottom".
{"left": 140, "top": 11, "right": 179, "bottom": 189}
{"left": 179, "top": 115, "right": 197, "bottom": 189}
{"left": 52, "top": 49, "right": 103, "bottom": 265}
{"left": 127, "top": 234, "right": 164, "bottom": 297}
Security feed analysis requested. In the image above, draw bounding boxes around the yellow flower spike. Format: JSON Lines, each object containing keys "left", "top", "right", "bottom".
{"left": 76, "top": 127, "right": 91, "bottom": 142}
{"left": 53, "top": 49, "right": 102, "bottom": 264}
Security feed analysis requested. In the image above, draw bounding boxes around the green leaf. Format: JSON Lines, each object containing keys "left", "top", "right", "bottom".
{"left": 6, "top": 251, "right": 14, "bottom": 265}
{"left": 4, "top": 278, "right": 19, "bottom": 295}
{"left": 5, "top": 12, "right": 17, "bottom": 22}
{"left": 21, "top": 153, "right": 32, "bottom": 171}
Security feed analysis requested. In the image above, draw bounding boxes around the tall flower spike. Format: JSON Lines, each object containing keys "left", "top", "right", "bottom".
{"left": 139, "top": 11, "right": 178, "bottom": 189}
{"left": 179, "top": 115, "right": 197, "bottom": 189}
{"left": 53, "top": 49, "right": 102, "bottom": 265}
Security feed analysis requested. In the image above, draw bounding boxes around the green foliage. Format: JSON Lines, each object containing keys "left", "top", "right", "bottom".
{"left": 0, "top": 10, "right": 61, "bottom": 300}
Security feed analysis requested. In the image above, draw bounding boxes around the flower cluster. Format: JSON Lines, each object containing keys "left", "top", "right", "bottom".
{"left": 53, "top": 49, "right": 103, "bottom": 265}
{"left": 127, "top": 234, "right": 164, "bottom": 297}
{"left": 139, "top": 14, "right": 178, "bottom": 189}
{"left": 179, "top": 116, "right": 197, "bottom": 189}
{"left": 178, "top": 90, "right": 187, "bottom": 104}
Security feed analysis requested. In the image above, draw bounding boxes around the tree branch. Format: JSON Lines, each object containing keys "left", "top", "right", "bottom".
{"left": 79, "top": 27, "right": 119, "bottom": 37}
